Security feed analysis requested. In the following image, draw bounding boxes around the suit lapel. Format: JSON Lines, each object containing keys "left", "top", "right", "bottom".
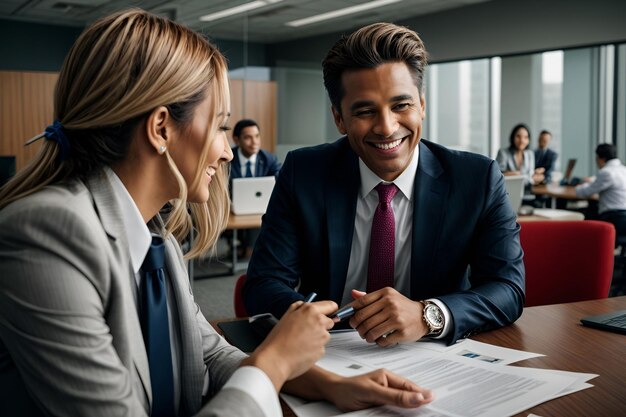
{"left": 162, "top": 235, "right": 204, "bottom": 413}
{"left": 326, "top": 140, "right": 360, "bottom": 301}
{"left": 86, "top": 172, "right": 152, "bottom": 407}
{"left": 410, "top": 142, "right": 449, "bottom": 299}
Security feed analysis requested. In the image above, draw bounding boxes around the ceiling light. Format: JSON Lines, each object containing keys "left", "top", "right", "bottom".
{"left": 286, "top": 0, "right": 403, "bottom": 27}
{"left": 199, "top": 0, "right": 283, "bottom": 23}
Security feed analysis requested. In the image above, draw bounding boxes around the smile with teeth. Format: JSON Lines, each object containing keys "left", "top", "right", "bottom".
{"left": 372, "top": 138, "right": 402, "bottom": 150}
{"left": 206, "top": 168, "right": 215, "bottom": 177}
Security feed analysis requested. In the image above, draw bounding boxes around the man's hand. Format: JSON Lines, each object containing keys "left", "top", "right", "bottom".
{"left": 349, "top": 288, "right": 427, "bottom": 347}
{"left": 324, "top": 369, "right": 434, "bottom": 412}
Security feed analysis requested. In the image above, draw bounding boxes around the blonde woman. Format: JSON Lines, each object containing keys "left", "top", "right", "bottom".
{"left": 0, "top": 9, "right": 433, "bottom": 417}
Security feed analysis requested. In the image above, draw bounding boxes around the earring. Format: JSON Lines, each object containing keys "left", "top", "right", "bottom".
{"left": 159, "top": 145, "right": 166, "bottom": 154}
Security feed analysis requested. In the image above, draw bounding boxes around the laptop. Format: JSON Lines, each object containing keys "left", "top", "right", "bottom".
{"left": 580, "top": 310, "right": 626, "bottom": 335}
{"left": 503, "top": 175, "right": 525, "bottom": 213}
{"left": 231, "top": 176, "right": 276, "bottom": 215}
{"left": 560, "top": 158, "right": 578, "bottom": 185}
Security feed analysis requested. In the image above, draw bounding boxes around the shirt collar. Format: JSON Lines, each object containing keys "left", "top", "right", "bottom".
{"left": 104, "top": 167, "right": 152, "bottom": 274}
{"left": 606, "top": 158, "right": 621, "bottom": 167}
{"left": 359, "top": 143, "right": 420, "bottom": 201}
{"left": 238, "top": 148, "right": 257, "bottom": 166}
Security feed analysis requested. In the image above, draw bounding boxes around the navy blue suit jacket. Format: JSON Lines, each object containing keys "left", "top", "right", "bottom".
{"left": 230, "top": 147, "right": 281, "bottom": 180}
{"left": 534, "top": 148, "right": 558, "bottom": 183}
{"left": 243, "top": 138, "right": 525, "bottom": 343}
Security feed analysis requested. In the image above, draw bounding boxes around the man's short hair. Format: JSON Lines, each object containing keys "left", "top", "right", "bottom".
{"left": 233, "top": 119, "right": 259, "bottom": 138}
{"left": 322, "top": 22, "right": 428, "bottom": 112}
{"left": 539, "top": 130, "right": 552, "bottom": 137}
{"left": 596, "top": 143, "right": 617, "bottom": 161}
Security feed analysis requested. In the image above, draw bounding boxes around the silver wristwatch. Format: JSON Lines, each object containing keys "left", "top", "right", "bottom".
{"left": 421, "top": 300, "right": 444, "bottom": 336}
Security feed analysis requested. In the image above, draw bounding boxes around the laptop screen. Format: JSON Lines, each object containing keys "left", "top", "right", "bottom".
{"left": 563, "top": 159, "right": 577, "bottom": 181}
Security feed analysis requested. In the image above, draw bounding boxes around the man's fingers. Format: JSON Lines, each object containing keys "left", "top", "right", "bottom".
{"left": 309, "top": 300, "right": 339, "bottom": 315}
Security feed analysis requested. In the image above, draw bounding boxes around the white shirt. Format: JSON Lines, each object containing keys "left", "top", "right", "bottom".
{"left": 340, "top": 146, "right": 451, "bottom": 339}
{"left": 238, "top": 148, "right": 257, "bottom": 177}
{"left": 576, "top": 159, "right": 626, "bottom": 214}
{"left": 104, "top": 168, "right": 280, "bottom": 416}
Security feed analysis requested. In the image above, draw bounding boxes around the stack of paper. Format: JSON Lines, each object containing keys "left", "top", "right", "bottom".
{"left": 282, "top": 332, "right": 596, "bottom": 417}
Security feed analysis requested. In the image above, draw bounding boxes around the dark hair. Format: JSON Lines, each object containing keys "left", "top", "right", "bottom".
{"left": 508, "top": 123, "right": 532, "bottom": 150}
{"left": 538, "top": 130, "right": 552, "bottom": 137}
{"left": 596, "top": 143, "right": 617, "bottom": 161}
{"left": 322, "top": 22, "right": 428, "bottom": 112}
{"left": 233, "top": 119, "right": 259, "bottom": 138}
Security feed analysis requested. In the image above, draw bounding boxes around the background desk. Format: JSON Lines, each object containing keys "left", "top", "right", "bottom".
{"left": 532, "top": 183, "right": 599, "bottom": 207}
{"left": 195, "top": 213, "right": 263, "bottom": 279}
{"left": 473, "top": 296, "right": 626, "bottom": 417}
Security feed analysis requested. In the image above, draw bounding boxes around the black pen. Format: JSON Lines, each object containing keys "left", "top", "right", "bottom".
{"left": 329, "top": 305, "right": 355, "bottom": 321}
{"left": 303, "top": 292, "right": 317, "bottom": 303}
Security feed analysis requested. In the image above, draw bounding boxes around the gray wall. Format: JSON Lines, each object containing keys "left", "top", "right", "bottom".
{"left": 0, "top": 19, "right": 269, "bottom": 71}
{"left": 0, "top": 19, "right": 83, "bottom": 71}
{"left": 562, "top": 48, "right": 597, "bottom": 177}
{"left": 268, "top": 0, "right": 626, "bottom": 67}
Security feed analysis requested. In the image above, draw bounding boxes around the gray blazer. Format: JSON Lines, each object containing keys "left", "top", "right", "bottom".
{"left": 0, "top": 172, "right": 261, "bottom": 416}
{"left": 496, "top": 147, "right": 536, "bottom": 186}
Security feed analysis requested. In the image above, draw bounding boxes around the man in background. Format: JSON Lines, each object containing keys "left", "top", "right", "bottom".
{"left": 534, "top": 130, "right": 558, "bottom": 184}
{"left": 244, "top": 22, "right": 524, "bottom": 346}
{"left": 577, "top": 143, "right": 626, "bottom": 237}
{"left": 230, "top": 119, "right": 281, "bottom": 258}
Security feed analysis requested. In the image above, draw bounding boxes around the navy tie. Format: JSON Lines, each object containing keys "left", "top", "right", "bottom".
{"left": 245, "top": 160, "right": 253, "bottom": 177}
{"left": 140, "top": 236, "right": 175, "bottom": 417}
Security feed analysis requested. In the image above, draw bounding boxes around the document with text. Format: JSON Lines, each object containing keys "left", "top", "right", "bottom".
{"left": 282, "top": 331, "right": 596, "bottom": 417}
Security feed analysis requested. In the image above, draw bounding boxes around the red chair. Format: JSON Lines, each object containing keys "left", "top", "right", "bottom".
{"left": 234, "top": 274, "right": 248, "bottom": 317}
{"left": 519, "top": 220, "right": 615, "bottom": 307}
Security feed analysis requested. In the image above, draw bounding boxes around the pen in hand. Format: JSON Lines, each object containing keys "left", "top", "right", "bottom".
{"left": 329, "top": 305, "right": 355, "bottom": 322}
{"left": 303, "top": 292, "right": 317, "bottom": 303}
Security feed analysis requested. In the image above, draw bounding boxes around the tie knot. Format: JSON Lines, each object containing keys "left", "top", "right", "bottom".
{"left": 375, "top": 183, "right": 398, "bottom": 204}
{"left": 141, "top": 236, "right": 165, "bottom": 272}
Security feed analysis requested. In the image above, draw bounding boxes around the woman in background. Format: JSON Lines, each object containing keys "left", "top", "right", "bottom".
{"left": 0, "top": 9, "right": 432, "bottom": 417}
{"left": 497, "top": 123, "right": 545, "bottom": 188}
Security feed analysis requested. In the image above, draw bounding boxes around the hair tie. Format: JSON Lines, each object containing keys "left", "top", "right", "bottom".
{"left": 25, "top": 120, "right": 71, "bottom": 161}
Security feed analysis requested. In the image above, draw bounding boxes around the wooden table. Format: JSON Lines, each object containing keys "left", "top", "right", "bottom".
{"left": 472, "top": 296, "right": 626, "bottom": 417}
{"left": 532, "top": 183, "right": 599, "bottom": 207}
{"left": 216, "top": 297, "right": 625, "bottom": 416}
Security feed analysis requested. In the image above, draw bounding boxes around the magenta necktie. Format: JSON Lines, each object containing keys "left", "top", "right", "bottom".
{"left": 367, "top": 183, "right": 399, "bottom": 293}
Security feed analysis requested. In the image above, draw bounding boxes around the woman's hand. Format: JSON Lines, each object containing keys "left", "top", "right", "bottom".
{"left": 242, "top": 300, "right": 337, "bottom": 391}
{"left": 323, "top": 369, "right": 434, "bottom": 412}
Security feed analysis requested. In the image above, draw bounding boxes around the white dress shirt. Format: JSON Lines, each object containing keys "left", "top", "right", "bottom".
{"left": 104, "top": 168, "right": 280, "bottom": 416}
{"left": 238, "top": 148, "right": 257, "bottom": 177}
{"left": 340, "top": 145, "right": 451, "bottom": 339}
{"left": 576, "top": 158, "right": 626, "bottom": 214}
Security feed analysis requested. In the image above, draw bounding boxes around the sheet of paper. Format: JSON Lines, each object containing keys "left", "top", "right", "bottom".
{"left": 286, "top": 331, "right": 592, "bottom": 417}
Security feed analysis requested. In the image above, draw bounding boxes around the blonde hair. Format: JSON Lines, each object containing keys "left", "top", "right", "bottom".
{"left": 0, "top": 9, "right": 230, "bottom": 258}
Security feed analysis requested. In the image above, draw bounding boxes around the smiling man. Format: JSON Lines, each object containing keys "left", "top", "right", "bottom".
{"left": 244, "top": 23, "right": 525, "bottom": 346}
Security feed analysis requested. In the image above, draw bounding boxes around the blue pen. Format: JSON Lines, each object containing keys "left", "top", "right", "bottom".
{"left": 329, "top": 305, "right": 355, "bottom": 321}
{"left": 303, "top": 292, "right": 317, "bottom": 303}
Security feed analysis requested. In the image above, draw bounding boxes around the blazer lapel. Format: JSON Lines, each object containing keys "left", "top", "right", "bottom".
{"left": 326, "top": 140, "right": 360, "bottom": 302}
{"left": 410, "top": 142, "right": 449, "bottom": 299}
{"left": 86, "top": 172, "right": 152, "bottom": 407}
{"left": 162, "top": 235, "right": 204, "bottom": 413}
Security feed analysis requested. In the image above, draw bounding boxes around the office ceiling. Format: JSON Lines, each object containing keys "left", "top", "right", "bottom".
{"left": 0, "top": 0, "right": 491, "bottom": 43}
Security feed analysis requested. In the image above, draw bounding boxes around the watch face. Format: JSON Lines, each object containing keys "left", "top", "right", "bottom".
{"left": 425, "top": 304, "right": 444, "bottom": 329}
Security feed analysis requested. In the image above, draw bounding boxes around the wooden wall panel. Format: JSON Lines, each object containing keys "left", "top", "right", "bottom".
{"left": 0, "top": 72, "right": 276, "bottom": 172}
{"left": 0, "top": 71, "right": 56, "bottom": 171}
{"left": 229, "top": 79, "right": 277, "bottom": 153}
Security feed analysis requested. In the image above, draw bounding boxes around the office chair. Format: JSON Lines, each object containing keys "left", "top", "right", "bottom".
{"left": 519, "top": 220, "right": 615, "bottom": 307}
{"left": 234, "top": 274, "right": 248, "bottom": 317}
